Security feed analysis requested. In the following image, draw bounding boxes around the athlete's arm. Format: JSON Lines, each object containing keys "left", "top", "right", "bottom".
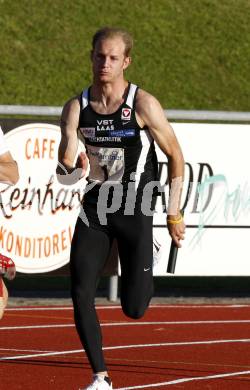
{"left": 0, "top": 152, "right": 19, "bottom": 185}
{"left": 0, "top": 128, "right": 19, "bottom": 185}
{"left": 56, "top": 96, "right": 88, "bottom": 184}
{"left": 136, "top": 89, "right": 185, "bottom": 247}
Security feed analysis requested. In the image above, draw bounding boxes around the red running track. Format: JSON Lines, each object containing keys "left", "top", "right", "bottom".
{"left": 1, "top": 304, "right": 250, "bottom": 389}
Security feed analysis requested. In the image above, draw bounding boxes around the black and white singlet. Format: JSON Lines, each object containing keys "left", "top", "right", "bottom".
{"left": 78, "top": 82, "right": 158, "bottom": 193}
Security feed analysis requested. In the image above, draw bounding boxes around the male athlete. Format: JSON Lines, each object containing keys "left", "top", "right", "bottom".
{"left": 57, "top": 27, "right": 185, "bottom": 390}
{"left": 0, "top": 126, "right": 19, "bottom": 319}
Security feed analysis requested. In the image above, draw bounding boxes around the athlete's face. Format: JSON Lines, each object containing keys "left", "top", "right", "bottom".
{"left": 91, "top": 37, "right": 131, "bottom": 83}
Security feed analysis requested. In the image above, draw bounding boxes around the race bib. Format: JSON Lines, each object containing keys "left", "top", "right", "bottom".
{"left": 87, "top": 145, "right": 125, "bottom": 183}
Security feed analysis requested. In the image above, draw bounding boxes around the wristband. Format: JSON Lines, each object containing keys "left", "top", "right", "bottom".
{"left": 167, "top": 214, "right": 183, "bottom": 225}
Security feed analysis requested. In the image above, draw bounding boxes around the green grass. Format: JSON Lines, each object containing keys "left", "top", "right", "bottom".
{"left": 0, "top": 0, "right": 249, "bottom": 110}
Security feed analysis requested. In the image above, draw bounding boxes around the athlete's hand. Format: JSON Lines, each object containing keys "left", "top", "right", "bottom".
{"left": 75, "top": 152, "right": 89, "bottom": 178}
{"left": 57, "top": 152, "right": 89, "bottom": 185}
{"left": 167, "top": 215, "right": 185, "bottom": 248}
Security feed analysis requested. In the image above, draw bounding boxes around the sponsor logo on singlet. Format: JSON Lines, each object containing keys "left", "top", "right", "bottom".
{"left": 96, "top": 119, "right": 114, "bottom": 131}
{"left": 109, "top": 129, "right": 135, "bottom": 137}
{"left": 121, "top": 108, "right": 131, "bottom": 121}
{"left": 80, "top": 127, "right": 95, "bottom": 138}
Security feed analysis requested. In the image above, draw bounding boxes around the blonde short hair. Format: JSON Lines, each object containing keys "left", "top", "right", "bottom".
{"left": 92, "top": 27, "right": 133, "bottom": 57}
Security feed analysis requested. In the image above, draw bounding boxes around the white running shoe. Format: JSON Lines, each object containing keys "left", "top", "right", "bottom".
{"left": 80, "top": 375, "right": 112, "bottom": 390}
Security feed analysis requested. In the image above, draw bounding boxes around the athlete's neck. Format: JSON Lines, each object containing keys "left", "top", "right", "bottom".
{"left": 90, "top": 80, "right": 129, "bottom": 110}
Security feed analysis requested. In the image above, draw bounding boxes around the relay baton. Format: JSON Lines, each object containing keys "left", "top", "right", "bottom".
{"left": 167, "top": 239, "right": 178, "bottom": 274}
{"left": 166, "top": 210, "right": 184, "bottom": 274}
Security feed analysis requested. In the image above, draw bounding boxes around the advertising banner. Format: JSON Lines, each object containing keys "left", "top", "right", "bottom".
{"left": 0, "top": 123, "right": 85, "bottom": 273}
{"left": 153, "top": 123, "right": 250, "bottom": 276}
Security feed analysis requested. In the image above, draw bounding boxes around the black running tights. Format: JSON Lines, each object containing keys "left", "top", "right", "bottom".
{"left": 70, "top": 211, "right": 154, "bottom": 373}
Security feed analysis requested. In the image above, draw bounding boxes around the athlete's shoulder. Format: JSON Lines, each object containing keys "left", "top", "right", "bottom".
{"left": 60, "top": 95, "right": 82, "bottom": 131}
{"left": 63, "top": 95, "right": 81, "bottom": 111}
{"left": 61, "top": 95, "right": 82, "bottom": 122}
{"left": 136, "top": 88, "right": 163, "bottom": 115}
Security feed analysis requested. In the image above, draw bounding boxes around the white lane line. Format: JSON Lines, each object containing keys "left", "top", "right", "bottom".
{"left": 0, "top": 324, "right": 74, "bottom": 330}
{"left": 0, "top": 348, "right": 80, "bottom": 360}
{"left": 0, "top": 348, "right": 57, "bottom": 353}
{"left": 114, "top": 369, "right": 250, "bottom": 389}
{"left": 5, "top": 304, "right": 250, "bottom": 311}
{"left": 1, "top": 319, "right": 250, "bottom": 331}
{"left": 1, "top": 338, "right": 250, "bottom": 361}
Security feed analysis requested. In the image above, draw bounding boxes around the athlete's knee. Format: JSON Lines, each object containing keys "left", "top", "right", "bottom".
{"left": 125, "top": 307, "right": 146, "bottom": 319}
{"left": 121, "top": 283, "right": 153, "bottom": 319}
{"left": 121, "top": 301, "right": 148, "bottom": 319}
{"left": 71, "top": 284, "right": 95, "bottom": 311}
{"left": 71, "top": 286, "right": 89, "bottom": 305}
